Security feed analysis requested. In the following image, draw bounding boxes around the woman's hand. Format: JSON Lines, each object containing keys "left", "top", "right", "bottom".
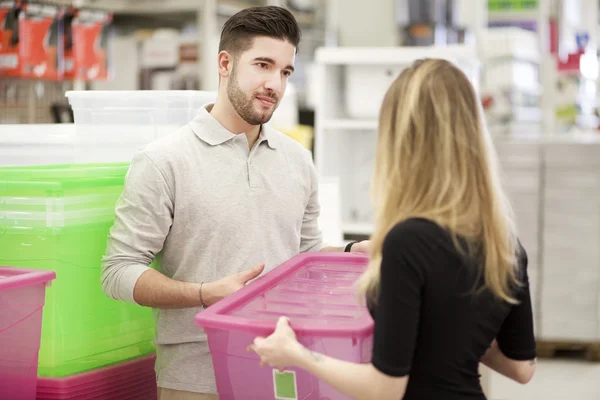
{"left": 351, "top": 240, "right": 371, "bottom": 253}
{"left": 249, "top": 317, "right": 304, "bottom": 371}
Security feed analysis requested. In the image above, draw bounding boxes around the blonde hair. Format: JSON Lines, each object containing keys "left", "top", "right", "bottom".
{"left": 357, "top": 59, "right": 520, "bottom": 304}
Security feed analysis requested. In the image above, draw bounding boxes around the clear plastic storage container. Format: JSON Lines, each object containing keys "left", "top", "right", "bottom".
{"left": 195, "top": 253, "right": 373, "bottom": 400}
{"left": 0, "top": 267, "right": 56, "bottom": 400}
{"left": 66, "top": 90, "right": 217, "bottom": 162}
{"left": 0, "top": 124, "right": 75, "bottom": 166}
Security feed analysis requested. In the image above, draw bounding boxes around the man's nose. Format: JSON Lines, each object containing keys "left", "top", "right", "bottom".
{"left": 263, "top": 71, "right": 282, "bottom": 94}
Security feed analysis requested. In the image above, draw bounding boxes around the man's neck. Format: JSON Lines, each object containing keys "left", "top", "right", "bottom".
{"left": 210, "top": 101, "right": 261, "bottom": 149}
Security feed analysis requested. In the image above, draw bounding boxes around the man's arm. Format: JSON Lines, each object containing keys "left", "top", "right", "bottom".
{"left": 101, "top": 151, "right": 264, "bottom": 309}
{"left": 133, "top": 263, "right": 265, "bottom": 309}
{"left": 299, "top": 160, "right": 324, "bottom": 253}
{"left": 101, "top": 151, "right": 174, "bottom": 304}
{"left": 299, "top": 159, "right": 371, "bottom": 254}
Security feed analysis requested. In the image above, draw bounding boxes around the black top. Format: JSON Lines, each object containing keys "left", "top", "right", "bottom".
{"left": 368, "top": 218, "right": 536, "bottom": 400}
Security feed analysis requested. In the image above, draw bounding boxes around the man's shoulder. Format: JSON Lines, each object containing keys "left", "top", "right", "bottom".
{"left": 268, "top": 127, "right": 312, "bottom": 162}
{"left": 140, "top": 124, "right": 197, "bottom": 165}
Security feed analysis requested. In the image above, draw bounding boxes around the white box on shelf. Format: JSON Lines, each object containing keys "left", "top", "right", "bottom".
{"left": 315, "top": 45, "right": 480, "bottom": 120}
{"left": 66, "top": 90, "right": 217, "bottom": 162}
{"left": 482, "top": 27, "right": 540, "bottom": 63}
{"left": 317, "top": 176, "right": 344, "bottom": 247}
{"left": 483, "top": 61, "right": 540, "bottom": 94}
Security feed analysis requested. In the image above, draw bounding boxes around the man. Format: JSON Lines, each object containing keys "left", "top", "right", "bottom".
{"left": 101, "top": 6, "right": 368, "bottom": 400}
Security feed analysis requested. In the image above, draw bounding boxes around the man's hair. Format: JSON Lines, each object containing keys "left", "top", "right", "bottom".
{"left": 219, "top": 6, "right": 301, "bottom": 55}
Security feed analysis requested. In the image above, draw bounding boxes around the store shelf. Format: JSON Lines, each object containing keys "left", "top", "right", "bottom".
{"left": 77, "top": 0, "right": 261, "bottom": 15}
{"left": 513, "top": 106, "right": 543, "bottom": 122}
{"left": 316, "top": 45, "right": 478, "bottom": 65}
{"left": 77, "top": 0, "right": 199, "bottom": 13}
{"left": 488, "top": 10, "right": 539, "bottom": 22}
{"left": 321, "top": 119, "right": 378, "bottom": 131}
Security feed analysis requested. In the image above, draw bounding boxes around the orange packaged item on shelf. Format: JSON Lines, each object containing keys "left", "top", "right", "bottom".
{"left": 19, "top": 3, "right": 60, "bottom": 80}
{"left": 0, "top": 0, "right": 22, "bottom": 76}
{"left": 0, "top": 1, "right": 61, "bottom": 80}
{"left": 64, "top": 9, "right": 111, "bottom": 81}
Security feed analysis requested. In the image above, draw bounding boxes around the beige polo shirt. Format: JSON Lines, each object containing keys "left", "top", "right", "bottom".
{"left": 101, "top": 105, "right": 323, "bottom": 393}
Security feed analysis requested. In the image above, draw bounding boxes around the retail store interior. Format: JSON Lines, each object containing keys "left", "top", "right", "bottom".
{"left": 2, "top": 0, "right": 600, "bottom": 399}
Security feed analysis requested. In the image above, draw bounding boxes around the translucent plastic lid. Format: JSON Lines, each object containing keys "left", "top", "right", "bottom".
{"left": 196, "top": 253, "right": 373, "bottom": 338}
{"left": 66, "top": 90, "right": 217, "bottom": 109}
{"left": 0, "top": 163, "right": 129, "bottom": 182}
{"left": 0, "top": 208, "right": 117, "bottom": 229}
{"left": 0, "top": 177, "right": 126, "bottom": 193}
{"left": 36, "top": 354, "right": 156, "bottom": 392}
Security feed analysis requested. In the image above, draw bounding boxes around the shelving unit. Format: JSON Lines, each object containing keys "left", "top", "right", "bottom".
{"left": 313, "top": 45, "right": 480, "bottom": 238}
{"left": 77, "top": 0, "right": 263, "bottom": 15}
{"left": 493, "top": 136, "right": 543, "bottom": 333}
{"left": 73, "top": 0, "right": 324, "bottom": 96}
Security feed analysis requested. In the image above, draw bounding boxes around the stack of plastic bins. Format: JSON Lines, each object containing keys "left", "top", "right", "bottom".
{"left": 195, "top": 253, "right": 373, "bottom": 400}
{"left": 0, "top": 267, "right": 56, "bottom": 400}
{"left": 36, "top": 354, "right": 157, "bottom": 399}
{"left": 0, "top": 163, "right": 156, "bottom": 378}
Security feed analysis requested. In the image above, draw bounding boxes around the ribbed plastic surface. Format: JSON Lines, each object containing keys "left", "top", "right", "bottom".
{"left": 0, "top": 267, "right": 55, "bottom": 400}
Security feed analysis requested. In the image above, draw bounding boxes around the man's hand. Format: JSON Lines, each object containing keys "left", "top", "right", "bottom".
{"left": 202, "top": 263, "right": 265, "bottom": 307}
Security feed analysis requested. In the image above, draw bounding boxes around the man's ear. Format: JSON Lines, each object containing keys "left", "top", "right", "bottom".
{"left": 217, "top": 51, "right": 233, "bottom": 78}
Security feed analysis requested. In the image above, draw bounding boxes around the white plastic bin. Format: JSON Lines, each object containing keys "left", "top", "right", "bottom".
{"left": 0, "top": 124, "right": 75, "bottom": 166}
{"left": 66, "top": 90, "right": 217, "bottom": 162}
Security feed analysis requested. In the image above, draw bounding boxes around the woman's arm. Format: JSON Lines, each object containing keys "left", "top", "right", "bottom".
{"left": 481, "top": 340, "right": 536, "bottom": 384}
{"left": 482, "top": 246, "right": 536, "bottom": 384}
{"left": 251, "top": 317, "right": 408, "bottom": 400}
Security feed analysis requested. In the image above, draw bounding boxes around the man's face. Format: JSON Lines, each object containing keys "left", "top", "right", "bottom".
{"left": 227, "top": 36, "right": 296, "bottom": 126}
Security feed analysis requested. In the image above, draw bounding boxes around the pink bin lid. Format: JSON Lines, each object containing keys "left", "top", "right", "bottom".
{"left": 195, "top": 253, "right": 374, "bottom": 338}
{"left": 37, "top": 354, "right": 156, "bottom": 390}
{"left": 0, "top": 267, "right": 56, "bottom": 290}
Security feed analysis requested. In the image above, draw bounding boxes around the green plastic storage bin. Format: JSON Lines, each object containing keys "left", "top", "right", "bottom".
{"left": 0, "top": 164, "right": 156, "bottom": 377}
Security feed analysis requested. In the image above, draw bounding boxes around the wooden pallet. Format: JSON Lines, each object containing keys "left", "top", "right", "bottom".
{"left": 536, "top": 340, "right": 600, "bottom": 361}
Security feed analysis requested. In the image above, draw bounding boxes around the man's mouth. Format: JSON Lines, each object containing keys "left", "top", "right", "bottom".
{"left": 255, "top": 95, "right": 277, "bottom": 107}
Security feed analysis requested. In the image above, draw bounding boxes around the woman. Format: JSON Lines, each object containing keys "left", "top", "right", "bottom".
{"left": 250, "top": 59, "right": 536, "bottom": 400}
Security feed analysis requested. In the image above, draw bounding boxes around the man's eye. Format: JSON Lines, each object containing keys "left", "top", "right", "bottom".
{"left": 283, "top": 70, "right": 291, "bottom": 77}
{"left": 258, "top": 63, "right": 268, "bottom": 69}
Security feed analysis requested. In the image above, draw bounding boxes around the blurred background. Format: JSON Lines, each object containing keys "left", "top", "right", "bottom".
{"left": 1, "top": 0, "right": 600, "bottom": 399}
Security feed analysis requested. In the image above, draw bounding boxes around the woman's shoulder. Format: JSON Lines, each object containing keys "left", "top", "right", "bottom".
{"left": 385, "top": 218, "right": 448, "bottom": 243}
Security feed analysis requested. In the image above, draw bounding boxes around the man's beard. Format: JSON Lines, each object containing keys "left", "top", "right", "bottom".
{"left": 227, "top": 66, "right": 279, "bottom": 126}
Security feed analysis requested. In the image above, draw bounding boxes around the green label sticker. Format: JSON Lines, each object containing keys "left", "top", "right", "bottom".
{"left": 273, "top": 369, "right": 298, "bottom": 400}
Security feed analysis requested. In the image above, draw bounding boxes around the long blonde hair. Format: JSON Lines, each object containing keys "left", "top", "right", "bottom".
{"left": 357, "top": 59, "right": 520, "bottom": 304}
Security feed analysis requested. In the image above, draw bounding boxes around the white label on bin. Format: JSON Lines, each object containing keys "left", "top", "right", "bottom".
{"left": 273, "top": 369, "right": 298, "bottom": 400}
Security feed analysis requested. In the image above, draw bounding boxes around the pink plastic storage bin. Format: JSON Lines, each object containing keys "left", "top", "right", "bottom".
{"left": 0, "top": 267, "right": 56, "bottom": 400}
{"left": 36, "top": 354, "right": 157, "bottom": 400}
{"left": 195, "top": 253, "right": 373, "bottom": 400}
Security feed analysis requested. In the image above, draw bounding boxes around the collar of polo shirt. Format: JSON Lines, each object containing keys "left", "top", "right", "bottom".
{"left": 190, "top": 104, "right": 279, "bottom": 149}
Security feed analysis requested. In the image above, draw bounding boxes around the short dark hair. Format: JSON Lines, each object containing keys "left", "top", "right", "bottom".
{"left": 219, "top": 6, "right": 301, "bottom": 55}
